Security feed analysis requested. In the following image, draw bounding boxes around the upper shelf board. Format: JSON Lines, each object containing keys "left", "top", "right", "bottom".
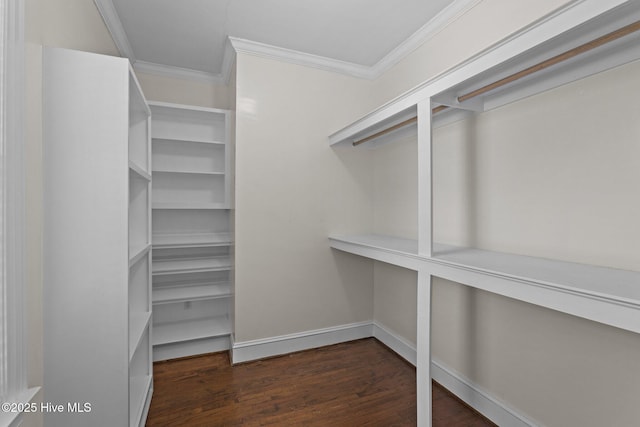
{"left": 329, "top": 0, "right": 640, "bottom": 147}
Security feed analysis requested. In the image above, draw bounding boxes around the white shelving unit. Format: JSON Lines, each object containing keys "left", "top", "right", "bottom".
{"left": 149, "top": 102, "right": 234, "bottom": 361}
{"left": 43, "top": 48, "right": 152, "bottom": 427}
{"left": 327, "top": 2, "right": 640, "bottom": 426}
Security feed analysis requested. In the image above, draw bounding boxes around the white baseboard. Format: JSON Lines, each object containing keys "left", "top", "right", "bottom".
{"left": 230, "top": 320, "right": 536, "bottom": 426}
{"left": 372, "top": 321, "right": 417, "bottom": 365}
{"left": 431, "top": 360, "right": 538, "bottom": 427}
{"left": 372, "top": 322, "right": 537, "bottom": 427}
{"left": 231, "top": 321, "right": 373, "bottom": 364}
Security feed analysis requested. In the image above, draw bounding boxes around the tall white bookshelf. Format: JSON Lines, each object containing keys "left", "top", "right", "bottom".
{"left": 149, "top": 102, "right": 234, "bottom": 361}
{"left": 43, "top": 48, "right": 152, "bottom": 427}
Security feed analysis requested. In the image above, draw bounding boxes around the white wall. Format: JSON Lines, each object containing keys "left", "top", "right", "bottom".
{"left": 368, "top": 1, "right": 640, "bottom": 425}
{"left": 233, "top": 53, "right": 379, "bottom": 342}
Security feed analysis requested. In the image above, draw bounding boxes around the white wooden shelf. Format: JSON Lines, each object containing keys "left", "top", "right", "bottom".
{"left": 129, "top": 161, "right": 152, "bottom": 181}
{"left": 44, "top": 48, "right": 153, "bottom": 427}
{"left": 153, "top": 315, "right": 230, "bottom": 346}
{"left": 153, "top": 282, "right": 231, "bottom": 304}
{"left": 149, "top": 101, "right": 233, "bottom": 360}
{"left": 152, "top": 232, "right": 232, "bottom": 249}
{"left": 152, "top": 169, "right": 225, "bottom": 176}
{"left": 327, "top": 3, "right": 640, "bottom": 426}
{"left": 330, "top": 234, "right": 640, "bottom": 334}
{"left": 129, "top": 374, "right": 152, "bottom": 427}
{"left": 129, "top": 243, "right": 151, "bottom": 267}
{"left": 129, "top": 312, "right": 151, "bottom": 361}
{"left": 152, "top": 202, "right": 229, "bottom": 210}
{"left": 152, "top": 256, "right": 232, "bottom": 275}
{"left": 152, "top": 136, "right": 225, "bottom": 146}
{"left": 330, "top": 234, "right": 422, "bottom": 270}
{"left": 329, "top": 2, "right": 640, "bottom": 148}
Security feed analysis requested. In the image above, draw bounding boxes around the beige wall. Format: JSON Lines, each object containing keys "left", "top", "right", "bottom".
{"left": 369, "top": 1, "right": 640, "bottom": 425}
{"left": 233, "top": 53, "right": 379, "bottom": 342}
{"left": 135, "top": 72, "right": 231, "bottom": 109}
{"left": 373, "top": 0, "right": 574, "bottom": 103}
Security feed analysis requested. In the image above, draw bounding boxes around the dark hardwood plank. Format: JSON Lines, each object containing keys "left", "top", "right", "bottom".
{"left": 146, "top": 338, "right": 496, "bottom": 426}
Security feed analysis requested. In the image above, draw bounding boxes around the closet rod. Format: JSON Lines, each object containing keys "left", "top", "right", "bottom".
{"left": 458, "top": 19, "right": 640, "bottom": 102}
{"left": 352, "top": 19, "right": 640, "bottom": 147}
{"left": 352, "top": 117, "right": 417, "bottom": 146}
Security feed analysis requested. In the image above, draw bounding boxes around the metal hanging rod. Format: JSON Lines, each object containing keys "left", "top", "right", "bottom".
{"left": 352, "top": 19, "right": 640, "bottom": 147}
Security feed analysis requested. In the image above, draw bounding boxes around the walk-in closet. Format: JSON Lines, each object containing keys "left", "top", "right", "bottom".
{"left": 4, "top": 1, "right": 639, "bottom": 426}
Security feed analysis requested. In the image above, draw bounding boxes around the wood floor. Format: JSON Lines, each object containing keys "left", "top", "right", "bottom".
{"left": 146, "top": 338, "right": 496, "bottom": 426}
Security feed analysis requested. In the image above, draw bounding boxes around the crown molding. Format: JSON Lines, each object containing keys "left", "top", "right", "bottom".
{"left": 95, "top": 0, "right": 482, "bottom": 83}
{"left": 370, "top": 0, "right": 482, "bottom": 76}
{"left": 228, "top": 0, "right": 481, "bottom": 80}
{"left": 94, "top": 0, "right": 236, "bottom": 84}
{"left": 219, "top": 37, "right": 236, "bottom": 83}
{"left": 229, "top": 37, "right": 375, "bottom": 79}
{"left": 93, "top": 0, "right": 135, "bottom": 60}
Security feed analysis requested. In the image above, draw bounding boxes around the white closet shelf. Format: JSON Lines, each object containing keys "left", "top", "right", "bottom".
{"left": 129, "top": 312, "right": 151, "bottom": 361}
{"left": 152, "top": 202, "right": 229, "bottom": 210}
{"left": 153, "top": 282, "right": 232, "bottom": 304}
{"left": 329, "top": 234, "right": 640, "bottom": 334}
{"left": 152, "top": 137, "right": 225, "bottom": 146}
{"left": 152, "top": 169, "right": 225, "bottom": 176}
{"left": 152, "top": 232, "right": 233, "bottom": 249}
{"left": 330, "top": 234, "right": 422, "bottom": 270}
{"left": 129, "top": 161, "right": 151, "bottom": 181}
{"left": 129, "top": 374, "right": 152, "bottom": 427}
{"left": 152, "top": 256, "right": 232, "bottom": 275}
{"left": 129, "top": 243, "right": 151, "bottom": 267}
{"left": 153, "top": 315, "right": 230, "bottom": 346}
{"left": 329, "top": 3, "right": 640, "bottom": 147}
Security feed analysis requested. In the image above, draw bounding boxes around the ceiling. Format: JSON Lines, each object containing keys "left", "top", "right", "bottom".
{"left": 95, "top": 0, "right": 478, "bottom": 83}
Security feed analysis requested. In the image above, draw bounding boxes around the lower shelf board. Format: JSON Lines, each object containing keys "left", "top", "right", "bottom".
{"left": 153, "top": 282, "right": 231, "bottom": 304}
{"left": 152, "top": 232, "right": 233, "bottom": 249}
{"left": 129, "top": 374, "right": 152, "bottom": 427}
{"left": 152, "top": 256, "right": 232, "bottom": 275}
{"left": 153, "top": 316, "right": 230, "bottom": 346}
{"left": 329, "top": 234, "right": 640, "bottom": 334}
{"left": 153, "top": 202, "right": 228, "bottom": 210}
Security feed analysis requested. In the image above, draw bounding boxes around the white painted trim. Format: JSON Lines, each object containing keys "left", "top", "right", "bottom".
{"left": 93, "top": 0, "right": 488, "bottom": 82}
{"left": 370, "top": 0, "right": 482, "bottom": 76}
{"left": 229, "top": 0, "right": 480, "bottom": 80}
{"left": 373, "top": 322, "right": 538, "bottom": 427}
{"left": 0, "top": 387, "right": 40, "bottom": 427}
{"left": 93, "top": 0, "right": 135, "bottom": 61}
{"left": 231, "top": 321, "right": 373, "bottom": 364}
{"left": 230, "top": 320, "right": 535, "bottom": 425}
{"left": 133, "top": 60, "right": 225, "bottom": 84}
{"left": 0, "top": 1, "right": 35, "bottom": 424}
{"left": 219, "top": 37, "right": 236, "bottom": 84}
{"left": 93, "top": 0, "right": 237, "bottom": 84}
{"left": 229, "top": 37, "right": 374, "bottom": 79}
{"left": 372, "top": 322, "right": 416, "bottom": 365}
{"left": 431, "top": 360, "right": 539, "bottom": 427}
{"left": 328, "top": 0, "right": 630, "bottom": 145}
